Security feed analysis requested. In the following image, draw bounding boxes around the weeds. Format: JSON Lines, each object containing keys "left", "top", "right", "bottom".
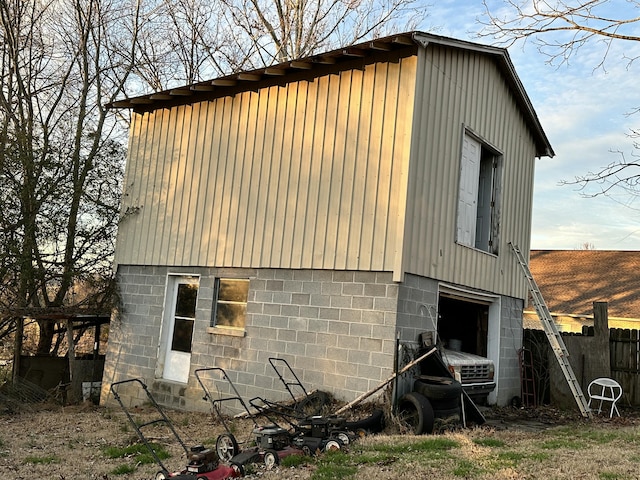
{"left": 452, "top": 459, "right": 482, "bottom": 477}
{"left": 111, "top": 464, "right": 136, "bottom": 475}
{"left": 103, "top": 442, "right": 170, "bottom": 464}
{"left": 311, "top": 451, "right": 358, "bottom": 480}
{"left": 23, "top": 455, "right": 60, "bottom": 464}
{"left": 473, "top": 437, "right": 506, "bottom": 448}
{"left": 281, "top": 454, "right": 313, "bottom": 467}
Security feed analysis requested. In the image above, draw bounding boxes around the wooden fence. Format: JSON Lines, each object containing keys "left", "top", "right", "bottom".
{"left": 524, "top": 328, "right": 640, "bottom": 407}
{"left": 609, "top": 328, "right": 640, "bottom": 406}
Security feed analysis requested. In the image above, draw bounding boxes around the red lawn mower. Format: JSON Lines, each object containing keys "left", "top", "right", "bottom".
{"left": 110, "top": 378, "right": 241, "bottom": 480}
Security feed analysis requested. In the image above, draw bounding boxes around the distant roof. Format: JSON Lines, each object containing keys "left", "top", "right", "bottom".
{"left": 108, "top": 31, "right": 553, "bottom": 158}
{"left": 529, "top": 250, "right": 640, "bottom": 319}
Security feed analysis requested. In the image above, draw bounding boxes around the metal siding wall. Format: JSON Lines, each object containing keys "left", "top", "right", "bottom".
{"left": 116, "top": 57, "right": 417, "bottom": 271}
{"left": 404, "top": 46, "right": 536, "bottom": 299}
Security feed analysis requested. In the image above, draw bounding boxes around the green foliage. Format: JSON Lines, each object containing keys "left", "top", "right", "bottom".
{"left": 452, "top": 459, "right": 482, "bottom": 477}
{"left": 103, "top": 442, "right": 170, "bottom": 464}
{"left": 599, "top": 473, "right": 622, "bottom": 480}
{"left": 473, "top": 437, "right": 506, "bottom": 448}
{"left": 496, "top": 451, "right": 526, "bottom": 463}
{"left": 281, "top": 454, "right": 313, "bottom": 467}
{"left": 308, "top": 450, "right": 358, "bottom": 480}
{"left": 529, "top": 452, "right": 551, "bottom": 461}
{"left": 312, "top": 464, "right": 358, "bottom": 480}
{"left": 540, "top": 438, "right": 586, "bottom": 450}
{"left": 23, "top": 455, "right": 60, "bottom": 464}
{"left": 363, "top": 437, "right": 459, "bottom": 455}
{"left": 111, "top": 464, "right": 136, "bottom": 475}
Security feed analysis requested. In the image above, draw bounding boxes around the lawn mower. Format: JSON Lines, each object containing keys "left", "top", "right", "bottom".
{"left": 110, "top": 378, "right": 240, "bottom": 480}
{"left": 259, "top": 358, "right": 385, "bottom": 444}
{"left": 194, "top": 367, "right": 305, "bottom": 473}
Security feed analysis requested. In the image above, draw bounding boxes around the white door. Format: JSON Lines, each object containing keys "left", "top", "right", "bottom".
{"left": 162, "top": 276, "right": 198, "bottom": 383}
{"left": 456, "top": 134, "right": 481, "bottom": 246}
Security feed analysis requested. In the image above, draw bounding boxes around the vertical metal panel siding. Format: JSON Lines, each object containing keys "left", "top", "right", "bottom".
{"left": 404, "top": 46, "right": 537, "bottom": 299}
{"left": 116, "top": 57, "right": 417, "bottom": 270}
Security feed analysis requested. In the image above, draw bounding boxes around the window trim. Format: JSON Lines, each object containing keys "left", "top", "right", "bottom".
{"left": 455, "top": 127, "right": 503, "bottom": 255}
{"left": 209, "top": 277, "right": 250, "bottom": 335}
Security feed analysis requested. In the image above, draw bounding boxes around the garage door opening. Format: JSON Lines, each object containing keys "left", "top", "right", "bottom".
{"left": 437, "top": 296, "right": 489, "bottom": 356}
{"left": 435, "top": 285, "right": 501, "bottom": 404}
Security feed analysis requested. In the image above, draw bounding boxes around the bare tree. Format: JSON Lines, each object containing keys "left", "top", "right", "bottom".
{"left": 0, "top": 0, "right": 139, "bottom": 356}
{"left": 481, "top": 1, "right": 640, "bottom": 200}
{"left": 0, "top": 0, "right": 426, "bottom": 363}
{"left": 479, "top": 0, "right": 640, "bottom": 68}
{"left": 215, "top": 0, "right": 424, "bottom": 69}
{"left": 128, "top": 0, "right": 425, "bottom": 93}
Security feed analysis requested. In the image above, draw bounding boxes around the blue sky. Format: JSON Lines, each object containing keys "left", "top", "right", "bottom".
{"left": 419, "top": 1, "right": 640, "bottom": 250}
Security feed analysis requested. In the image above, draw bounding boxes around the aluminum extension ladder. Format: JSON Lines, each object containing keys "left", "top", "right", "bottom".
{"left": 510, "top": 243, "right": 592, "bottom": 418}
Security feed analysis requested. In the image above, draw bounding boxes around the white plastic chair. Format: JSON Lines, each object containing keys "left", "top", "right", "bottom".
{"left": 587, "top": 378, "right": 623, "bottom": 418}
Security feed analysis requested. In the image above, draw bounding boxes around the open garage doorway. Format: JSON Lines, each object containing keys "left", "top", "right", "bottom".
{"left": 437, "top": 285, "right": 501, "bottom": 404}
{"left": 438, "top": 296, "right": 489, "bottom": 356}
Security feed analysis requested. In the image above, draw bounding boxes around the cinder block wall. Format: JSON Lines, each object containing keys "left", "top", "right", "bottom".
{"left": 498, "top": 296, "right": 525, "bottom": 405}
{"left": 102, "top": 266, "right": 399, "bottom": 412}
{"left": 394, "top": 274, "right": 440, "bottom": 397}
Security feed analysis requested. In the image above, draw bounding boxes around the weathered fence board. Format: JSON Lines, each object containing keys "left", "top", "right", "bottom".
{"left": 610, "top": 328, "right": 640, "bottom": 406}
{"left": 525, "top": 328, "right": 640, "bottom": 408}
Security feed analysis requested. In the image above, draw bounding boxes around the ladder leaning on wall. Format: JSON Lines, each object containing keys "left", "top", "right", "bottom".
{"left": 509, "top": 242, "right": 592, "bottom": 418}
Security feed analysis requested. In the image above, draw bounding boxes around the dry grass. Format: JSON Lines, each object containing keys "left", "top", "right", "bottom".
{"left": 2, "top": 404, "right": 640, "bottom": 480}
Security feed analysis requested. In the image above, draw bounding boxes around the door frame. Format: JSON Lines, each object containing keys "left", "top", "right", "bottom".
{"left": 157, "top": 273, "right": 200, "bottom": 383}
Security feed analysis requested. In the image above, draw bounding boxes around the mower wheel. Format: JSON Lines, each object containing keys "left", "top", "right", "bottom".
{"left": 155, "top": 471, "right": 169, "bottom": 480}
{"left": 215, "top": 433, "right": 239, "bottom": 462}
{"left": 324, "top": 439, "right": 342, "bottom": 452}
{"left": 397, "top": 392, "right": 435, "bottom": 435}
{"left": 263, "top": 449, "right": 280, "bottom": 469}
{"left": 231, "top": 462, "right": 245, "bottom": 476}
{"left": 334, "top": 431, "right": 351, "bottom": 445}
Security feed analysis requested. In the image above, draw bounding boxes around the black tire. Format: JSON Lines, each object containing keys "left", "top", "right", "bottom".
{"left": 413, "top": 377, "right": 462, "bottom": 400}
{"left": 344, "top": 408, "right": 385, "bottom": 434}
{"left": 397, "top": 392, "right": 434, "bottom": 435}
{"left": 429, "top": 394, "right": 461, "bottom": 412}
{"left": 263, "top": 449, "right": 280, "bottom": 469}
{"left": 433, "top": 405, "right": 462, "bottom": 419}
{"left": 295, "top": 390, "right": 332, "bottom": 416}
{"left": 215, "top": 433, "right": 239, "bottom": 462}
{"left": 155, "top": 472, "right": 169, "bottom": 480}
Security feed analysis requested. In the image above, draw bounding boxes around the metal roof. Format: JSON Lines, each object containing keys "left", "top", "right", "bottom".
{"left": 108, "top": 31, "right": 554, "bottom": 158}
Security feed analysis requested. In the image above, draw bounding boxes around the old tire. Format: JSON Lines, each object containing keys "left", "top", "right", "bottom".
{"left": 413, "top": 377, "right": 462, "bottom": 400}
{"left": 397, "top": 392, "right": 434, "bottom": 435}
{"left": 344, "top": 408, "right": 385, "bottom": 434}
{"left": 414, "top": 377, "right": 462, "bottom": 412}
{"left": 215, "top": 433, "right": 239, "bottom": 462}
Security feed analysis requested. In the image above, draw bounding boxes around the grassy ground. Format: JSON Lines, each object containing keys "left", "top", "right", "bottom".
{"left": 1, "top": 403, "right": 639, "bottom": 480}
